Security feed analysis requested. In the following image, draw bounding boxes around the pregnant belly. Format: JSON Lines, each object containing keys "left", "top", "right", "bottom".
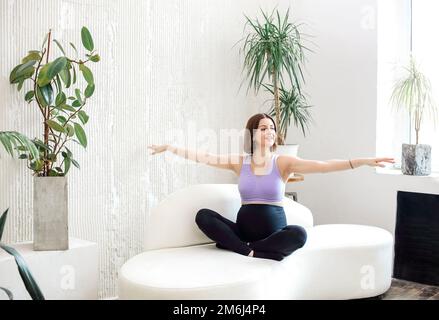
{"left": 236, "top": 204, "right": 287, "bottom": 242}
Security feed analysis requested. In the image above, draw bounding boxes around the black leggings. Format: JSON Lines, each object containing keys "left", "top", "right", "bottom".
{"left": 195, "top": 204, "right": 307, "bottom": 261}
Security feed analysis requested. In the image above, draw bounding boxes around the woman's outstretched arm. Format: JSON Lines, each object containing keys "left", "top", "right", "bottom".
{"left": 280, "top": 156, "right": 395, "bottom": 175}
{"left": 148, "top": 144, "right": 239, "bottom": 172}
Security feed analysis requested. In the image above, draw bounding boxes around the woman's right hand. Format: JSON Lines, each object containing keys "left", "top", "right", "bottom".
{"left": 148, "top": 144, "right": 168, "bottom": 155}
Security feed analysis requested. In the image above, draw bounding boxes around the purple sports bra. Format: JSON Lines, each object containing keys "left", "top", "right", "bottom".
{"left": 238, "top": 154, "right": 285, "bottom": 203}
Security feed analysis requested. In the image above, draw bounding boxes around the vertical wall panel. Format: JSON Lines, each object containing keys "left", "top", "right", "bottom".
{"left": 1, "top": 0, "right": 276, "bottom": 298}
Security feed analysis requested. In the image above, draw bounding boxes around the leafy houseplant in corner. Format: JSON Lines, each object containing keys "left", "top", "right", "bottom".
{"left": 0, "top": 209, "right": 45, "bottom": 300}
{"left": 390, "top": 55, "right": 438, "bottom": 176}
{"left": 4, "top": 26, "right": 100, "bottom": 250}
{"left": 239, "top": 8, "right": 313, "bottom": 158}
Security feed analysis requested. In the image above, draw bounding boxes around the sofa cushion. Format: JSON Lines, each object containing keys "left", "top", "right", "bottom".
{"left": 144, "top": 184, "right": 313, "bottom": 251}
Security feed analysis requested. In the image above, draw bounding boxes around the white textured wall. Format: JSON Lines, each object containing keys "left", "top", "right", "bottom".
{"left": 0, "top": 0, "right": 278, "bottom": 298}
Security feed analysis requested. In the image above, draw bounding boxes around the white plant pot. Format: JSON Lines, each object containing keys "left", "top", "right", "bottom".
{"left": 33, "top": 176, "right": 69, "bottom": 251}
{"left": 275, "top": 144, "right": 300, "bottom": 157}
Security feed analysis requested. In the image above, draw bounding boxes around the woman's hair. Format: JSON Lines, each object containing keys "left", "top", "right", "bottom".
{"left": 243, "top": 113, "right": 278, "bottom": 155}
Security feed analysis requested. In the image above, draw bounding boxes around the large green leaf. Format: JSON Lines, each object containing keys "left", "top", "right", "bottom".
{"left": 24, "top": 90, "right": 35, "bottom": 102}
{"left": 38, "top": 84, "right": 54, "bottom": 106}
{"left": 53, "top": 39, "right": 66, "bottom": 56}
{"left": 16, "top": 60, "right": 37, "bottom": 75}
{"left": 0, "top": 244, "right": 45, "bottom": 300}
{"left": 55, "top": 92, "right": 66, "bottom": 106}
{"left": 46, "top": 120, "right": 65, "bottom": 133}
{"left": 9, "top": 62, "right": 35, "bottom": 84}
{"left": 71, "top": 158, "right": 80, "bottom": 169}
{"left": 57, "top": 104, "right": 76, "bottom": 112}
{"left": 37, "top": 57, "right": 67, "bottom": 86}
{"left": 0, "top": 286, "right": 13, "bottom": 300}
{"left": 72, "top": 63, "right": 77, "bottom": 84}
{"left": 90, "top": 54, "right": 100, "bottom": 62}
{"left": 0, "top": 131, "right": 39, "bottom": 160}
{"left": 22, "top": 51, "right": 41, "bottom": 64}
{"left": 75, "top": 88, "right": 83, "bottom": 104}
{"left": 81, "top": 26, "right": 94, "bottom": 51}
{"left": 66, "top": 124, "right": 75, "bottom": 137}
{"left": 36, "top": 63, "right": 51, "bottom": 86}
{"left": 56, "top": 115, "right": 67, "bottom": 124}
{"left": 59, "top": 68, "right": 71, "bottom": 88}
{"left": 84, "top": 84, "right": 95, "bottom": 98}
{"left": 0, "top": 208, "right": 8, "bottom": 241}
{"left": 64, "top": 157, "right": 71, "bottom": 174}
{"left": 78, "top": 110, "right": 89, "bottom": 125}
{"left": 74, "top": 123, "right": 87, "bottom": 148}
{"left": 47, "top": 57, "right": 67, "bottom": 82}
{"left": 17, "top": 79, "right": 25, "bottom": 91}
{"left": 79, "top": 63, "right": 94, "bottom": 85}
{"left": 72, "top": 100, "right": 82, "bottom": 108}
{"left": 9, "top": 65, "right": 22, "bottom": 83}
{"left": 69, "top": 42, "right": 78, "bottom": 56}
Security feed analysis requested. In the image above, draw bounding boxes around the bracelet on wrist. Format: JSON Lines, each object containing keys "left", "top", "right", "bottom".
{"left": 348, "top": 159, "right": 354, "bottom": 169}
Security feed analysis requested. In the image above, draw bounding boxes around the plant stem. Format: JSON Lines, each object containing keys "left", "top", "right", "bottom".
{"left": 52, "top": 138, "right": 70, "bottom": 169}
{"left": 41, "top": 29, "right": 52, "bottom": 175}
{"left": 51, "top": 101, "right": 86, "bottom": 167}
{"left": 273, "top": 71, "right": 282, "bottom": 145}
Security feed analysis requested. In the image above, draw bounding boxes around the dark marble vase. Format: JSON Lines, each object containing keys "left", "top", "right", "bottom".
{"left": 401, "top": 143, "right": 431, "bottom": 176}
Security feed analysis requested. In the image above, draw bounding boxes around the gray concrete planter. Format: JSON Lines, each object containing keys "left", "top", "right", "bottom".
{"left": 401, "top": 143, "right": 432, "bottom": 176}
{"left": 33, "top": 176, "right": 69, "bottom": 251}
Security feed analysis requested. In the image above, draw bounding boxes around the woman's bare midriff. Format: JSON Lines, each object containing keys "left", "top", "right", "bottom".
{"left": 241, "top": 201, "right": 284, "bottom": 207}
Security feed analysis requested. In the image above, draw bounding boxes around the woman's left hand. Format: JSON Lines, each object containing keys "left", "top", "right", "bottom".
{"left": 363, "top": 157, "right": 395, "bottom": 168}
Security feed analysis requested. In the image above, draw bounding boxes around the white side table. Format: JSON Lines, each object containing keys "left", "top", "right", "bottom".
{"left": 0, "top": 238, "right": 98, "bottom": 300}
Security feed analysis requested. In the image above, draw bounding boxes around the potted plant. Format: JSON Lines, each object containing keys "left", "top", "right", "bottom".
{"left": 390, "top": 55, "right": 438, "bottom": 175}
{"left": 0, "top": 208, "right": 45, "bottom": 300}
{"left": 239, "top": 8, "right": 313, "bottom": 157}
{"left": 2, "top": 26, "right": 100, "bottom": 250}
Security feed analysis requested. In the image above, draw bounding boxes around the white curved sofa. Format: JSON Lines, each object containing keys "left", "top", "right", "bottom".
{"left": 118, "top": 184, "right": 393, "bottom": 300}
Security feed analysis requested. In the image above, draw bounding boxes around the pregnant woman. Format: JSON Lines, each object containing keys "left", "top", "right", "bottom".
{"left": 148, "top": 113, "right": 394, "bottom": 261}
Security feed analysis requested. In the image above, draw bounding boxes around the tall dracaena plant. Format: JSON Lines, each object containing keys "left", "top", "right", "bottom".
{"left": 240, "top": 8, "right": 309, "bottom": 144}
{"left": 390, "top": 55, "right": 438, "bottom": 145}
{"left": 6, "top": 26, "right": 100, "bottom": 176}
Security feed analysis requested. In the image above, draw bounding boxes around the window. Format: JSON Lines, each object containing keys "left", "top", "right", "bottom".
{"left": 377, "top": 0, "right": 439, "bottom": 172}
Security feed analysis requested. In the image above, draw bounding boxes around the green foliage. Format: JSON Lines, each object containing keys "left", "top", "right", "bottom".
{"left": 263, "top": 84, "right": 314, "bottom": 138}
{"left": 239, "top": 8, "right": 313, "bottom": 142}
{"left": 0, "top": 209, "right": 45, "bottom": 300}
{"left": 390, "top": 54, "right": 438, "bottom": 145}
{"left": 3, "top": 26, "right": 99, "bottom": 176}
{"left": 0, "top": 131, "right": 39, "bottom": 160}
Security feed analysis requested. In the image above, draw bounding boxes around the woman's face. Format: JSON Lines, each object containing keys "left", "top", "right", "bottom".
{"left": 253, "top": 118, "right": 276, "bottom": 150}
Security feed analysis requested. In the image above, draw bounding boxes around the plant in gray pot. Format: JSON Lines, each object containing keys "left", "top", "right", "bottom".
{"left": 390, "top": 55, "right": 438, "bottom": 176}
{"left": 1, "top": 26, "right": 99, "bottom": 250}
{"left": 239, "top": 8, "right": 314, "bottom": 157}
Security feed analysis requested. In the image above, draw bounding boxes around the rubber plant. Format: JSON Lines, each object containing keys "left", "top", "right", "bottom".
{"left": 2, "top": 26, "right": 99, "bottom": 176}
{"left": 0, "top": 208, "right": 45, "bottom": 300}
